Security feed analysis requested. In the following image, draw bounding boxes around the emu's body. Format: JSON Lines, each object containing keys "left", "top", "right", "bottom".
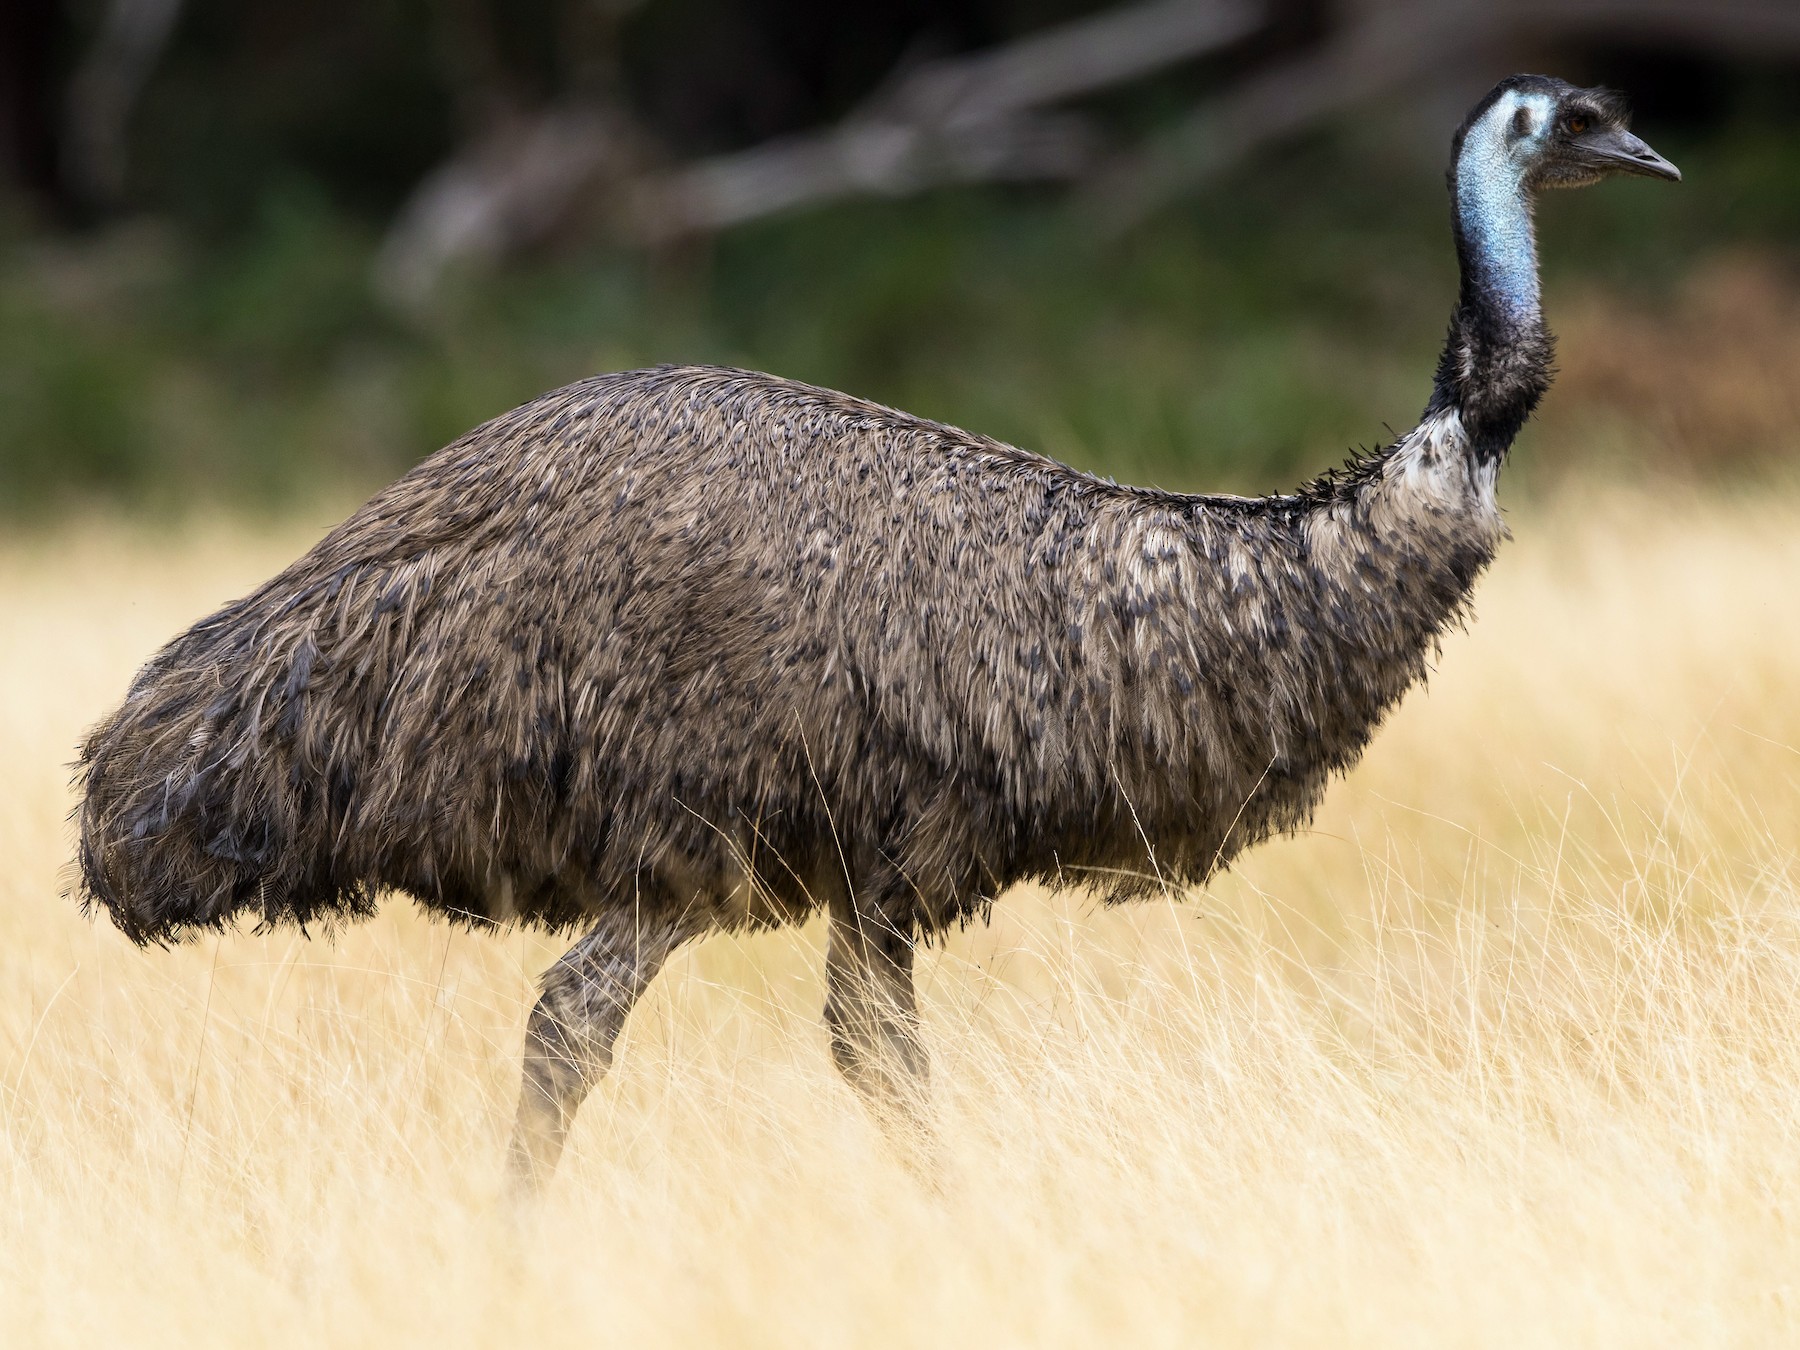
{"left": 74, "top": 76, "right": 1676, "bottom": 1186}
{"left": 80, "top": 369, "right": 1498, "bottom": 937}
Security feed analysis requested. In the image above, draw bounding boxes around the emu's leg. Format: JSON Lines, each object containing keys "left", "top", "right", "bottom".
{"left": 507, "top": 912, "right": 695, "bottom": 1193}
{"left": 824, "top": 879, "right": 929, "bottom": 1125}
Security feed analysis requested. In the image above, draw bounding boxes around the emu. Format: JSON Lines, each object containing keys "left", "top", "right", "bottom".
{"left": 75, "top": 76, "right": 1677, "bottom": 1189}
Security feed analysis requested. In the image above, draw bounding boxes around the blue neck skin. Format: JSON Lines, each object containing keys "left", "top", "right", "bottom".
{"left": 1452, "top": 111, "right": 1541, "bottom": 330}
{"left": 1419, "top": 97, "right": 1556, "bottom": 459}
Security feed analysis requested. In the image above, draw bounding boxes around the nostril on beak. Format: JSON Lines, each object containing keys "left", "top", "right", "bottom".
{"left": 1615, "top": 133, "right": 1682, "bottom": 182}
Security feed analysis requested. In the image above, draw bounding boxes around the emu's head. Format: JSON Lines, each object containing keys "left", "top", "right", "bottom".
{"left": 1454, "top": 75, "right": 1681, "bottom": 196}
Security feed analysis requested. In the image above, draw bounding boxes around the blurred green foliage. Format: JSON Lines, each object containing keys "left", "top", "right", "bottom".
{"left": 1, "top": 119, "right": 1796, "bottom": 518}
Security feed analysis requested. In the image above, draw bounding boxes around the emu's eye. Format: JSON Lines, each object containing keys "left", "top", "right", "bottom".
{"left": 1564, "top": 113, "right": 1590, "bottom": 135}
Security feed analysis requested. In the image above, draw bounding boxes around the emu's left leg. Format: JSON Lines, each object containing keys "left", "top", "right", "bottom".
{"left": 507, "top": 912, "right": 696, "bottom": 1193}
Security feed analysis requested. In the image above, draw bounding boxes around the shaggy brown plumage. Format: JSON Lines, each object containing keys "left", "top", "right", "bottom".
{"left": 71, "top": 74, "right": 1678, "bottom": 1186}
{"left": 76, "top": 368, "right": 1498, "bottom": 944}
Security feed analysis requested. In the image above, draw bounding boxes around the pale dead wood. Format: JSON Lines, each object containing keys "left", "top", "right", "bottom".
{"left": 62, "top": 0, "right": 185, "bottom": 207}
{"left": 1100, "top": 0, "right": 1800, "bottom": 224}
{"left": 375, "top": 0, "right": 1266, "bottom": 303}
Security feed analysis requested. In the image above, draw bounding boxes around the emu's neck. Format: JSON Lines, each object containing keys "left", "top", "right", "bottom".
{"left": 1085, "top": 109, "right": 1560, "bottom": 879}
{"left": 1156, "top": 116, "right": 1557, "bottom": 842}
{"left": 1427, "top": 113, "right": 1553, "bottom": 460}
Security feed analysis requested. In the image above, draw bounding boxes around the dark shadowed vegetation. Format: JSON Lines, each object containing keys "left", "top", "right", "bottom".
{"left": 1, "top": 1, "right": 1797, "bottom": 517}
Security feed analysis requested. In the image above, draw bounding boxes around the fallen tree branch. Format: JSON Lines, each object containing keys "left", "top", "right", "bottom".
{"left": 625, "top": 109, "right": 1104, "bottom": 239}
{"left": 375, "top": 0, "right": 1267, "bottom": 303}
{"left": 1090, "top": 0, "right": 1475, "bottom": 229}
{"left": 62, "top": 0, "right": 185, "bottom": 207}
{"left": 373, "top": 103, "right": 646, "bottom": 310}
{"left": 632, "top": 0, "right": 1267, "bottom": 237}
{"left": 1097, "top": 0, "right": 1800, "bottom": 226}
{"left": 376, "top": 0, "right": 1800, "bottom": 305}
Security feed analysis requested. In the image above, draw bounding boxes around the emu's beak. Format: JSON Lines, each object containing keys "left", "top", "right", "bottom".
{"left": 1590, "top": 128, "right": 1682, "bottom": 182}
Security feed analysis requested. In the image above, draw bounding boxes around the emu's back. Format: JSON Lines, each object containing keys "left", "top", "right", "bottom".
{"left": 78, "top": 365, "right": 1247, "bottom": 944}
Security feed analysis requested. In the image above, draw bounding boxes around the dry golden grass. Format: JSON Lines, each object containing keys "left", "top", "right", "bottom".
{"left": 2, "top": 484, "right": 1798, "bottom": 1347}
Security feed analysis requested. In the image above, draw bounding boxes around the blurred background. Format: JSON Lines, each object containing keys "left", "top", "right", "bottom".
{"left": 2, "top": 0, "right": 1797, "bottom": 518}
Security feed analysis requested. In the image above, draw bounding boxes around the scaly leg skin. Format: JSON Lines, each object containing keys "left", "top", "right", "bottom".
{"left": 823, "top": 876, "right": 933, "bottom": 1159}
{"left": 506, "top": 910, "right": 697, "bottom": 1195}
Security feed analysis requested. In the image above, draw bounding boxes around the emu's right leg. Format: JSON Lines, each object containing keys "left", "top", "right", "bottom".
{"left": 507, "top": 912, "right": 695, "bottom": 1193}
{"left": 824, "top": 881, "right": 929, "bottom": 1126}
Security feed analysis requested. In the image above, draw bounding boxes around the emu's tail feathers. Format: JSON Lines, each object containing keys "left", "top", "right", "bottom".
{"left": 73, "top": 618, "right": 378, "bottom": 945}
